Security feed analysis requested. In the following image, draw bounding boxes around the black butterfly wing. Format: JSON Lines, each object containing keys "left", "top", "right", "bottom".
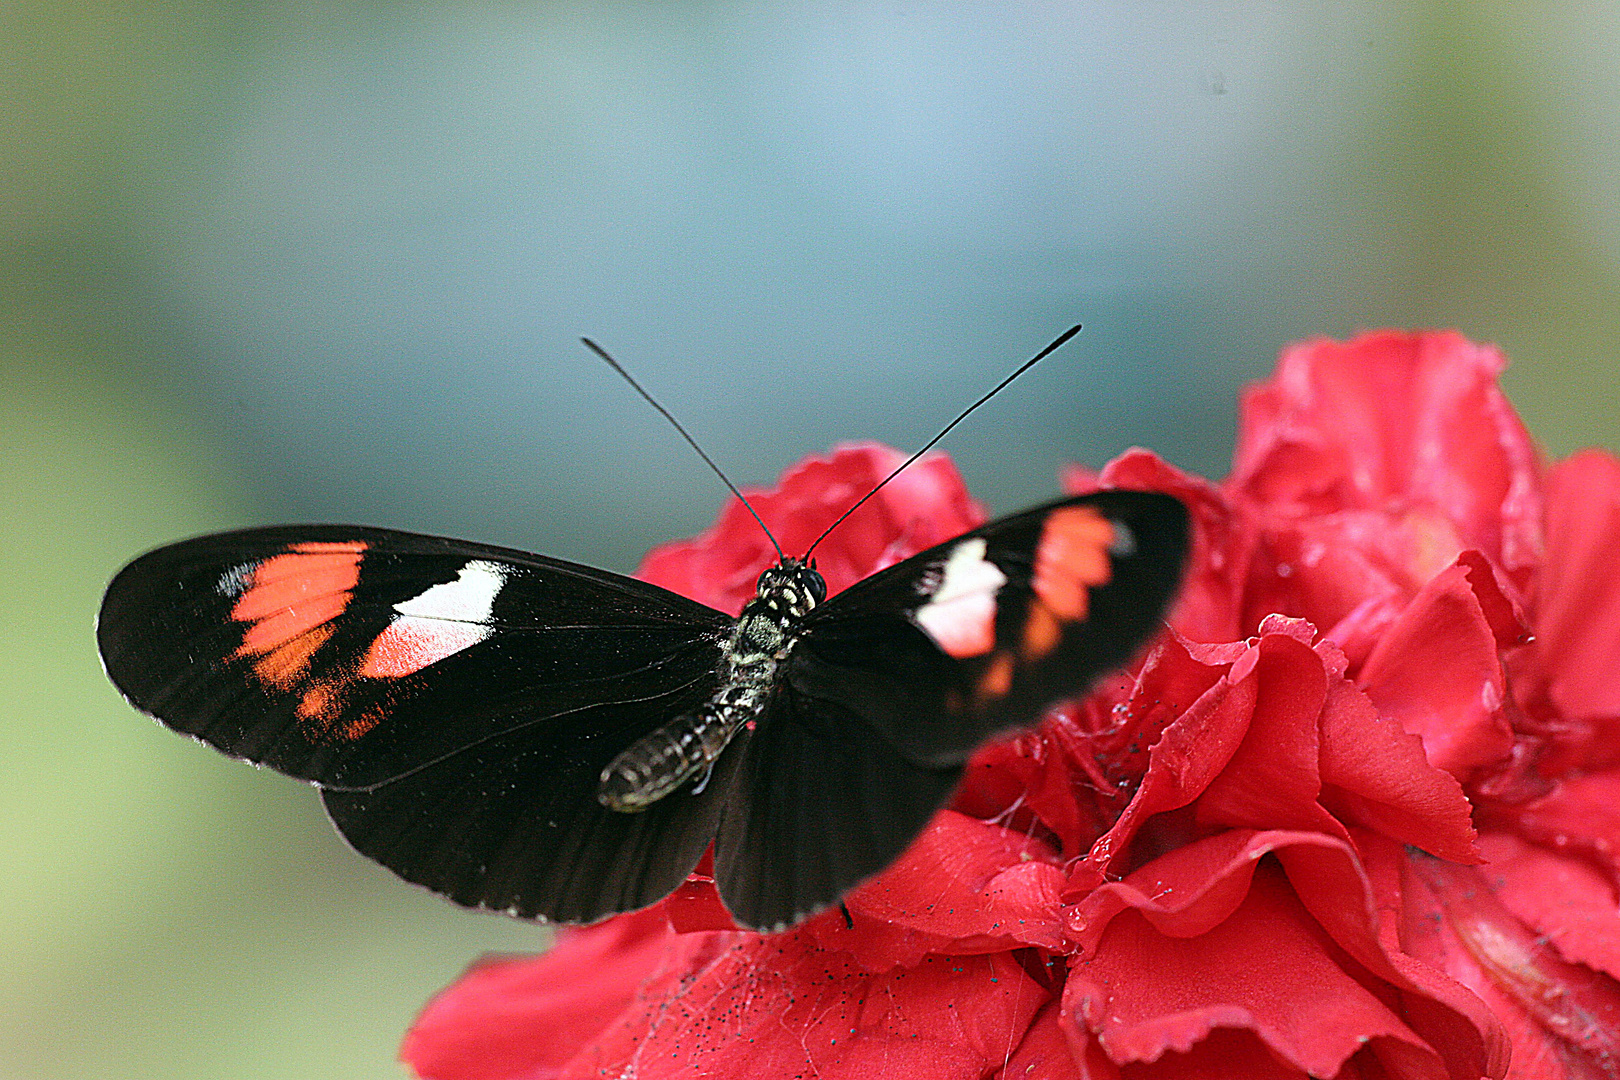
{"left": 711, "top": 491, "right": 1188, "bottom": 927}
{"left": 320, "top": 705, "right": 748, "bottom": 923}
{"left": 785, "top": 490, "right": 1189, "bottom": 769}
{"left": 98, "top": 525, "right": 738, "bottom": 921}
{"left": 98, "top": 524, "right": 731, "bottom": 788}
{"left": 713, "top": 692, "right": 961, "bottom": 930}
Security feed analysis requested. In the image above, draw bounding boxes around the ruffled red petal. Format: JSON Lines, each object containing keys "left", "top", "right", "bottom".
{"left": 993, "top": 1002, "right": 1081, "bottom": 1080}
{"left": 1229, "top": 330, "right": 1543, "bottom": 585}
{"left": 1067, "top": 856, "right": 1450, "bottom": 1078}
{"left": 1528, "top": 449, "right": 1620, "bottom": 725}
{"left": 1317, "top": 675, "right": 1480, "bottom": 864}
{"left": 1072, "top": 826, "right": 1499, "bottom": 1077}
{"left": 1491, "top": 771, "right": 1620, "bottom": 894}
{"left": 1242, "top": 507, "right": 1460, "bottom": 664}
{"left": 1480, "top": 831, "right": 1620, "bottom": 982}
{"left": 1411, "top": 856, "right": 1620, "bottom": 1078}
{"left": 813, "top": 811, "right": 1068, "bottom": 968}
{"left": 1359, "top": 557, "right": 1517, "bottom": 781}
{"left": 561, "top": 937, "right": 1049, "bottom": 1080}
{"left": 1191, "top": 628, "right": 1346, "bottom": 839}
{"left": 402, "top": 907, "right": 727, "bottom": 1080}
{"left": 1072, "top": 633, "right": 1254, "bottom": 888}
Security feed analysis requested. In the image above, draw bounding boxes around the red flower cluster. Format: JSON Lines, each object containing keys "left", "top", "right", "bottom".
{"left": 404, "top": 332, "right": 1620, "bottom": 1080}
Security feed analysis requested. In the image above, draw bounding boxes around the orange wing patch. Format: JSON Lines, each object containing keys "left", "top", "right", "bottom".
{"left": 1019, "top": 600, "right": 1063, "bottom": 661}
{"left": 292, "top": 676, "right": 384, "bottom": 743}
{"left": 1032, "top": 506, "right": 1115, "bottom": 622}
{"left": 230, "top": 541, "right": 366, "bottom": 685}
{"left": 248, "top": 623, "right": 335, "bottom": 691}
{"left": 339, "top": 705, "right": 388, "bottom": 742}
{"left": 293, "top": 675, "right": 352, "bottom": 739}
{"left": 973, "top": 651, "right": 1016, "bottom": 706}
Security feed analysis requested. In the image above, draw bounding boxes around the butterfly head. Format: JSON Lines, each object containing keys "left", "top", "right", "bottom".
{"left": 754, "top": 558, "right": 826, "bottom": 619}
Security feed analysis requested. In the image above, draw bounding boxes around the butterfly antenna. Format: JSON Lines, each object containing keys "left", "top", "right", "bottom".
{"left": 803, "top": 323, "right": 1082, "bottom": 561}
{"left": 582, "top": 337, "right": 785, "bottom": 562}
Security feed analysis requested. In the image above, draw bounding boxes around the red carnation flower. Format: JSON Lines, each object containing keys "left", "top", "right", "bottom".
{"left": 403, "top": 334, "right": 1620, "bottom": 1080}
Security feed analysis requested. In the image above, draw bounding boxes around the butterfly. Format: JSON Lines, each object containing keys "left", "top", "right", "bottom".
{"left": 96, "top": 330, "right": 1189, "bottom": 931}
{"left": 98, "top": 488, "right": 1186, "bottom": 931}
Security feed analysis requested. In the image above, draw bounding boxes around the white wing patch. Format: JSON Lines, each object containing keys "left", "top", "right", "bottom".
{"left": 913, "top": 538, "right": 1007, "bottom": 659}
{"left": 359, "top": 560, "right": 508, "bottom": 678}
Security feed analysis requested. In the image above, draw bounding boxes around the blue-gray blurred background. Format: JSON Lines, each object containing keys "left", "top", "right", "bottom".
{"left": 4, "top": 4, "right": 1617, "bottom": 1078}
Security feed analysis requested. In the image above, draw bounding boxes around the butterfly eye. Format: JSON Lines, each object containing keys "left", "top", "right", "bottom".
{"left": 803, "top": 568, "right": 827, "bottom": 606}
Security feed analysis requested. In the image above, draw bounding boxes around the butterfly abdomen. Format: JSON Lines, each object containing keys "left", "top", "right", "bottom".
{"left": 596, "top": 687, "right": 757, "bottom": 811}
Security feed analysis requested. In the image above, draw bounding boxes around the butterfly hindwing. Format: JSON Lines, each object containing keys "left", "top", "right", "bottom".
{"left": 97, "top": 525, "right": 731, "bottom": 790}
{"left": 321, "top": 688, "right": 747, "bottom": 922}
{"left": 787, "top": 490, "right": 1189, "bottom": 769}
{"left": 713, "top": 691, "right": 961, "bottom": 930}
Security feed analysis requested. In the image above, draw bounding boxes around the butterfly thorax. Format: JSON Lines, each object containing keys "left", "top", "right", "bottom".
{"left": 597, "top": 558, "right": 827, "bottom": 812}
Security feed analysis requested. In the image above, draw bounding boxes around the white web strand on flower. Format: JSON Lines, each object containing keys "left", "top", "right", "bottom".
{"left": 1000, "top": 956, "right": 1027, "bottom": 1078}
{"left": 616, "top": 937, "right": 751, "bottom": 1078}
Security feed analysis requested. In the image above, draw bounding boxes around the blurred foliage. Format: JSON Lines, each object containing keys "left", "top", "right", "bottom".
{"left": 2, "top": 3, "right": 1615, "bottom": 1079}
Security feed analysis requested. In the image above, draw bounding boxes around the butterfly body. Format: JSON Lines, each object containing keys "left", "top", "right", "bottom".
{"left": 599, "top": 558, "right": 826, "bottom": 811}
{"left": 98, "top": 489, "right": 1188, "bottom": 930}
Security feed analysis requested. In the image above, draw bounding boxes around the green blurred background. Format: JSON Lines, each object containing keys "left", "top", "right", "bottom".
{"left": 4, "top": 4, "right": 1616, "bottom": 1078}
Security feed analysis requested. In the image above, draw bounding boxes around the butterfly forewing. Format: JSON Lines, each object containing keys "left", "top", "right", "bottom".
{"left": 97, "top": 525, "right": 731, "bottom": 790}
{"left": 787, "top": 491, "right": 1190, "bottom": 769}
